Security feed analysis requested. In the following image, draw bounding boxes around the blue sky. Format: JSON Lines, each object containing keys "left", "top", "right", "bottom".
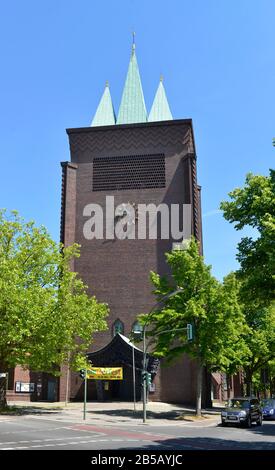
{"left": 0, "top": 0, "right": 274, "bottom": 280}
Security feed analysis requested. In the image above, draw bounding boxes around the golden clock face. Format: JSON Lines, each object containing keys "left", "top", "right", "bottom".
{"left": 115, "top": 202, "right": 137, "bottom": 224}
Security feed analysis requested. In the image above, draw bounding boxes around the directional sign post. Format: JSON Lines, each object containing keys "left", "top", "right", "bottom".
{"left": 187, "top": 323, "right": 194, "bottom": 342}
{"left": 79, "top": 368, "right": 123, "bottom": 420}
{"left": 83, "top": 368, "right": 87, "bottom": 421}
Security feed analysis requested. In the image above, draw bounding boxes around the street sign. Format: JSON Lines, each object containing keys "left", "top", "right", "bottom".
{"left": 0, "top": 373, "right": 7, "bottom": 378}
{"left": 187, "top": 323, "right": 194, "bottom": 341}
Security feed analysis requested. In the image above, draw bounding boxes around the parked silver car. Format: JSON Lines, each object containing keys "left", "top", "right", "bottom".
{"left": 221, "top": 397, "right": 262, "bottom": 427}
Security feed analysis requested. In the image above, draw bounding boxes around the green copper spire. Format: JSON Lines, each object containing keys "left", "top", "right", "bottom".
{"left": 91, "top": 81, "right": 116, "bottom": 127}
{"left": 116, "top": 37, "right": 147, "bottom": 125}
{"left": 148, "top": 76, "right": 173, "bottom": 122}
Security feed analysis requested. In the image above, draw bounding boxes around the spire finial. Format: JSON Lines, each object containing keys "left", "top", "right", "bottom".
{"left": 160, "top": 74, "right": 164, "bottom": 82}
{"left": 105, "top": 80, "right": 109, "bottom": 88}
{"left": 132, "top": 31, "right": 136, "bottom": 54}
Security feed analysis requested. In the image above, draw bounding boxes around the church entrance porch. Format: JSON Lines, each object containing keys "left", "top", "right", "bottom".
{"left": 94, "top": 367, "right": 141, "bottom": 402}
{"left": 74, "top": 333, "right": 159, "bottom": 402}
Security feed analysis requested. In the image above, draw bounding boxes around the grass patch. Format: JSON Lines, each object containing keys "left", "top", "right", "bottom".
{"left": 0, "top": 404, "right": 64, "bottom": 415}
{"left": 0, "top": 405, "right": 24, "bottom": 415}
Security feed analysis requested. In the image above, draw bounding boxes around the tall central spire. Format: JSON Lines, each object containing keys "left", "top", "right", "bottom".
{"left": 116, "top": 37, "right": 147, "bottom": 125}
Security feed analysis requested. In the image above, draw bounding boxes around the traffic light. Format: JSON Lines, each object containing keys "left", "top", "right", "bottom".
{"left": 142, "top": 371, "right": 152, "bottom": 387}
{"left": 79, "top": 369, "right": 86, "bottom": 379}
{"left": 146, "top": 373, "right": 152, "bottom": 388}
{"left": 142, "top": 371, "right": 147, "bottom": 384}
{"left": 187, "top": 323, "right": 194, "bottom": 342}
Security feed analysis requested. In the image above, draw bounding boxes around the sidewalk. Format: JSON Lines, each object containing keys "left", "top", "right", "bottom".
{"left": 6, "top": 400, "right": 221, "bottom": 427}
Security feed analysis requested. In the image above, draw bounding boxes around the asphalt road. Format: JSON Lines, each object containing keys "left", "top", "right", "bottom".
{"left": 0, "top": 416, "right": 275, "bottom": 450}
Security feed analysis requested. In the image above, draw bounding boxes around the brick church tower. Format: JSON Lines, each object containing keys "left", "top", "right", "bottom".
{"left": 59, "top": 40, "right": 205, "bottom": 404}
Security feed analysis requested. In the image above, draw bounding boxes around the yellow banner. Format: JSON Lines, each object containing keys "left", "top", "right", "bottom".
{"left": 86, "top": 367, "right": 123, "bottom": 380}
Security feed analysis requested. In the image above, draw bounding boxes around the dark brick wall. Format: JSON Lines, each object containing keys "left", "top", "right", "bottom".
{"left": 59, "top": 162, "right": 77, "bottom": 402}
{"left": 60, "top": 119, "right": 203, "bottom": 404}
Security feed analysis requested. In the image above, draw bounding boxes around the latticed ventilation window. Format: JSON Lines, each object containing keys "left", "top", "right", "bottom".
{"left": 113, "top": 319, "right": 124, "bottom": 337}
{"left": 92, "top": 154, "right": 166, "bottom": 191}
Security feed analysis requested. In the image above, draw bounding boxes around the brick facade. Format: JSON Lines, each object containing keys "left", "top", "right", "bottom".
{"left": 59, "top": 119, "right": 206, "bottom": 405}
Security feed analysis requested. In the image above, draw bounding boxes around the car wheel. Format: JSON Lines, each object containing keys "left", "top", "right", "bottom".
{"left": 256, "top": 415, "right": 263, "bottom": 426}
{"left": 246, "top": 416, "right": 252, "bottom": 428}
{"left": 221, "top": 422, "right": 228, "bottom": 427}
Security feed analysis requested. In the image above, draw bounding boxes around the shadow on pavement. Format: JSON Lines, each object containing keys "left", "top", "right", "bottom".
{"left": 87, "top": 408, "right": 216, "bottom": 422}
{"left": 88, "top": 408, "right": 179, "bottom": 419}
{"left": 242, "top": 422, "right": 275, "bottom": 438}
{"left": 114, "top": 435, "right": 275, "bottom": 451}
{"left": 216, "top": 421, "right": 275, "bottom": 438}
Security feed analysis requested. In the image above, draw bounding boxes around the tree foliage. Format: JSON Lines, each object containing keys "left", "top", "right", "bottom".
{"left": 240, "top": 302, "right": 275, "bottom": 395}
{"left": 0, "top": 210, "right": 108, "bottom": 405}
{"left": 221, "top": 170, "right": 275, "bottom": 393}
{"left": 220, "top": 170, "right": 275, "bottom": 306}
{"left": 140, "top": 239, "right": 248, "bottom": 414}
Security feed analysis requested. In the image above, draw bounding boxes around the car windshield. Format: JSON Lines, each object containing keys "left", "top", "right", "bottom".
{"left": 227, "top": 399, "right": 250, "bottom": 409}
{"left": 262, "top": 399, "right": 275, "bottom": 407}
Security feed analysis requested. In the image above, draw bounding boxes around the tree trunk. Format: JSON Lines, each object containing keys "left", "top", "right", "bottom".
{"left": 0, "top": 376, "right": 7, "bottom": 409}
{"left": 245, "top": 369, "right": 253, "bottom": 396}
{"left": 0, "top": 359, "right": 8, "bottom": 408}
{"left": 226, "top": 375, "right": 231, "bottom": 400}
{"left": 270, "top": 378, "right": 273, "bottom": 398}
{"left": 196, "top": 361, "right": 203, "bottom": 416}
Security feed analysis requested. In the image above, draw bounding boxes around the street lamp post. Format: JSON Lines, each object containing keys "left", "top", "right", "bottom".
{"left": 142, "top": 326, "right": 188, "bottom": 423}
{"left": 65, "top": 352, "right": 71, "bottom": 407}
{"left": 131, "top": 323, "right": 144, "bottom": 414}
{"left": 133, "top": 288, "right": 183, "bottom": 424}
{"left": 142, "top": 327, "right": 147, "bottom": 422}
{"left": 132, "top": 344, "right": 136, "bottom": 413}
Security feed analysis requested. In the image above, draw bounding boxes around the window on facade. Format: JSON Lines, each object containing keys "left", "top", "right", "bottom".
{"left": 131, "top": 321, "right": 143, "bottom": 342}
{"left": 113, "top": 319, "right": 124, "bottom": 337}
{"left": 132, "top": 321, "right": 142, "bottom": 334}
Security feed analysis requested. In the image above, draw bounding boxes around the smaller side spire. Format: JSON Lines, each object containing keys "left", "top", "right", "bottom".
{"left": 91, "top": 82, "right": 116, "bottom": 127}
{"left": 148, "top": 77, "right": 173, "bottom": 122}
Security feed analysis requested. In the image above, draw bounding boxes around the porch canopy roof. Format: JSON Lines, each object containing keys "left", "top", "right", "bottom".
{"left": 86, "top": 334, "right": 159, "bottom": 375}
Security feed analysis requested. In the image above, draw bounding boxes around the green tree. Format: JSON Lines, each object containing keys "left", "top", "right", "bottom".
{"left": 220, "top": 170, "right": 275, "bottom": 307}
{"left": 241, "top": 302, "right": 275, "bottom": 396}
{"left": 221, "top": 170, "right": 275, "bottom": 394}
{"left": 0, "top": 210, "right": 108, "bottom": 407}
{"left": 140, "top": 239, "right": 248, "bottom": 415}
{"left": 210, "top": 274, "right": 251, "bottom": 400}
{"left": 267, "top": 358, "right": 275, "bottom": 397}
